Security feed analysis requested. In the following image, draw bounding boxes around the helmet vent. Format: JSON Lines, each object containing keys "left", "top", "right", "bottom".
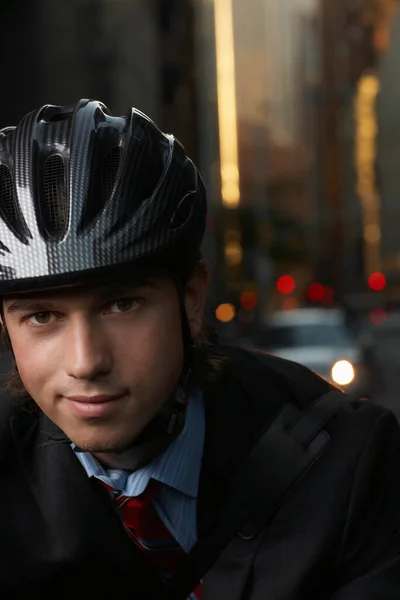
{"left": 42, "top": 154, "right": 68, "bottom": 239}
{"left": 39, "top": 105, "right": 73, "bottom": 124}
{"left": 47, "top": 111, "right": 71, "bottom": 123}
{"left": 102, "top": 146, "right": 121, "bottom": 201}
{"left": 0, "top": 164, "right": 20, "bottom": 232}
{"left": 78, "top": 146, "right": 121, "bottom": 233}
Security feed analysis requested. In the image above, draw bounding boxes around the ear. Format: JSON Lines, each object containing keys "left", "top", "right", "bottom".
{"left": 184, "top": 265, "right": 208, "bottom": 339}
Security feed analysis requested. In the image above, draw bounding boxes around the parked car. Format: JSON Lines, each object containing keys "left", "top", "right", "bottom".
{"left": 252, "top": 308, "right": 371, "bottom": 397}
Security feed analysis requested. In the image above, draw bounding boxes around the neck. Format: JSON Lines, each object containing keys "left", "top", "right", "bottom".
{"left": 93, "top": 435, "right": 174, "bottom": 471}
{"left": 93, "top": 389, "right": 188, "bottom": 471}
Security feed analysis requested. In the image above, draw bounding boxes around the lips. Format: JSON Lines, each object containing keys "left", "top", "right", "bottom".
{"left": 64, "top": 393, "right": 126, "bottom": 418}
{"left": 66, "top": 394, "right": 124, "bottom": 404}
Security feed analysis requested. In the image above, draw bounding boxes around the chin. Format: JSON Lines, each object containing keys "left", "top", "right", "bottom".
{"left": 66, "top": 415, "right": 146, "bottom": 453}
{"left": 72, "top": 435, "right": 132, "bottom": 454}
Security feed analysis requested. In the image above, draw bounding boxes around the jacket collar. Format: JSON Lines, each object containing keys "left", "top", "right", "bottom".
{"left": 9, "top": 410, "right": 167, "bottom": 595}
{"left": 196, "top": 346, "right": 292, "bottom": 538}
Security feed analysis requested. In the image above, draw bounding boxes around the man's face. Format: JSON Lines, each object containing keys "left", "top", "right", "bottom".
{"left": 3, "top": 270, "right": 207, "bottom": 453}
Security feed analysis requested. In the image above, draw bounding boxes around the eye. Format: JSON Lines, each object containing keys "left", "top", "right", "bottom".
{"left": 108, "top": 299, "right": 139, "bottom": 314}
{"left": 28, "top": 311, "right": 54, "bottom": 326}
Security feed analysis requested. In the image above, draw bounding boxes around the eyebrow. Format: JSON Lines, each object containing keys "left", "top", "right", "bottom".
{"left": 5, "top": 278, "right": 157, "bottom": 314}
{"left": 6, "top": 300, "right": 53, "bottom": 315}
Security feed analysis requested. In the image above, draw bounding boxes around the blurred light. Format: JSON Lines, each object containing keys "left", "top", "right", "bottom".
{"left": 365, "top": 223, "right": 381, "bottom": 244}
{"left": 331, "top": 360, "right": 355, "bottom": 386}
{"left": 322, "top": 286, "right": 335, "bottom": 305}
{"left": 369, "top": 307, "right": 387, "bottom": 326}
{"left": 224, "top": 227, "right": 241, "bottom": 243}
{"left": 214, "top": 0, "right": 240, "bottom": 208}
{"left": 224, "top": 240, "right": 243, "bottom": 266}
{"left": 368, "top": 272, "right": 386, "bottom": 291}
{"left": 215, "top": 303, "right": 236, "bottom": 323}
{"left": 239, "top": 291, "right": 258, "bottom": 311}
{"left": 281, "top": 297, "right": 299, "bottom": 311}
{"left": 373, "top": 24, "right": 390, "bottom": 54}
{"left": 358, "top": 74, "right": 380, "bottom": 97}
{"left": 307, "top": 283, "right": 325, "bottom": 302}
{"left": 355, "top": 73, "right": 381, "bottom": 277}
{"left": 277, "top": 275, "right": 295, "bottom": 295}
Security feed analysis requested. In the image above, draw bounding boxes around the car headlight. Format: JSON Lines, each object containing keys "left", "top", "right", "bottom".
{"left": 331, "top": 360, "right": 355, "bottom": 386}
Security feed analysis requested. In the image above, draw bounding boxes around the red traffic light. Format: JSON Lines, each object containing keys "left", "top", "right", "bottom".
{"left": 307, "top": 283, "right": 325, "bottom": 302}
{"left": 239, "top": 291, "right": 258, "bottom": 311}
{"left": 322, "top": 286, "right": 335, "bottom": 305}
{"left": 368, "top": 272, "right": 386, "bottom": 292}
{"left": 277, "top": 275, "right": 295, "bottom": 295}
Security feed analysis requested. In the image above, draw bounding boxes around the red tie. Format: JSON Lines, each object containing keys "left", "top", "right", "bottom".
{"left": 102, "top": 479, "right": 201, "bottom": 599}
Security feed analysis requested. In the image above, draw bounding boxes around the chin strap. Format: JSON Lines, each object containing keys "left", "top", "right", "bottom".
{"left": 165, "top": 275, "right": 195, "bottom": 436}
{"left": 0, "top": 304, "right": 9, "bottom": 348}
{"left": 127, "top": 276, "right": 194, "bottom": 447}
{"left": 166, "top": 374, "right": 189, "bottom": 436}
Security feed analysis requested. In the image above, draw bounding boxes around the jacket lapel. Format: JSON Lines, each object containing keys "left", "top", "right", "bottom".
{"left": 197, "top": 372, "right": 251, "bottom": 533}
{"left": 10, "top": 412, "right": 165, "bottom": 596}
{"left": 197, "top": 347, "right": 298, "bottom": 600}
{"left": 198, "top": 347, "right": 293, "bottom": 533}
{"left": 196, "top": 364, "right": 254, "bottom": 600}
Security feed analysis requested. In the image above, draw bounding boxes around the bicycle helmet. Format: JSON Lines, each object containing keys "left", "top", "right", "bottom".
{"left": 0, "top": 99, "right": 206, "bottom": 294}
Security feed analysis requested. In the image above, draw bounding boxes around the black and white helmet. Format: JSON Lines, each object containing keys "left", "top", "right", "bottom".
{"left": 0, "top": 99, "right": 207, "bottom": 294}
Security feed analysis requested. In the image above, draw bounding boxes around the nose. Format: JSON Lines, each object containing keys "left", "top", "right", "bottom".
{"left": 64, "top": 315, "right": 113, "bottom": 380}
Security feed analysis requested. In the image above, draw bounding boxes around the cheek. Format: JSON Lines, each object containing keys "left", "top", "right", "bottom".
{"left": 116, "top": 306, "right": 183, "bottom": 388}
{"left": 11, "top": 333, "right": 62, "bottom": 398}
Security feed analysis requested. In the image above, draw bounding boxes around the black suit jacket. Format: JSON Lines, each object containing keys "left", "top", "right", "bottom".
{"left": 0, "top": 346, "right": 400, "bottom": 599}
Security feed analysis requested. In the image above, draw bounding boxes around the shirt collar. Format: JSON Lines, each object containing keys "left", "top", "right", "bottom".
{"left": 73, "top": 389, "right": 205, "bottom": 500}
{"left": 146, "top": 389, "right": 205, "bottom": 498}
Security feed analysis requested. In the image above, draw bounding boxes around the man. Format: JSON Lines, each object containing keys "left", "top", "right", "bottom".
{"left": 0, "top": 99, "right": 399, "bottom": 599}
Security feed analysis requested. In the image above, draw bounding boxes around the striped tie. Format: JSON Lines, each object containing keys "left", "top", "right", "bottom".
{"left": 102, "top": 479, "right": 201, "bottom": 599}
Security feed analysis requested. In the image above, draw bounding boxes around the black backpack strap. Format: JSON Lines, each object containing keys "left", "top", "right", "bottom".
{"left": 165, "top": 389, "right": 344, "bottom": 600}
